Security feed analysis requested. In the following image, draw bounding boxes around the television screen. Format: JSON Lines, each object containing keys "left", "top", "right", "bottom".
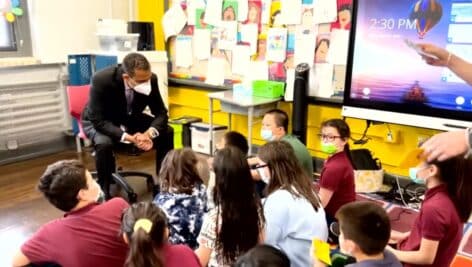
{"left": 343, "top": 0, "right": 472, "bottom": 128}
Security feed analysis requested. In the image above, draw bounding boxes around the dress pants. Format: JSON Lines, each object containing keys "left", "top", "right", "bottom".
{"left": 83, "top": 114, "right": 173, "bottom": 198}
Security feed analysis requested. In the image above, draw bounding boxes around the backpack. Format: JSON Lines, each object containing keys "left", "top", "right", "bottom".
{"left": 350, "top": 149, "right": 382, "bottom": 170}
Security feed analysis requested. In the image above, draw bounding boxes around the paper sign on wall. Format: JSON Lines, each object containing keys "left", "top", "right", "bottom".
{"left": 206, "top": 57, "right": 226, "bottom": 85}
{"left": 280, "top": 0, "right": 302, "bottom": 25}
{"left": 240, "top": 23, "right": 259, "bottom": 55}
{"left": 232, "top": 44, "right": 251, "bottom": 75}
{"left": 266, "top": 27, "right": 287, "bottom": 62}
{"left": 175, "top": 35, "right": 193, "bottom": 68}
{"left": 194, "top": 29, "right": 212, "bottom": 60}
{"left": 162, "top": 4, "right": 187, "bottom": 40}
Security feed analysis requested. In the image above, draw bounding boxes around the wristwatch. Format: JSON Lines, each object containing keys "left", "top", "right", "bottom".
{"left": 149, "top": 128, "right": 159, "bottom": 139}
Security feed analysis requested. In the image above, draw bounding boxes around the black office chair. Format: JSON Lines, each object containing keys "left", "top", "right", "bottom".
{"left": 67, "top": 84, "right": 157, "bottom": 203}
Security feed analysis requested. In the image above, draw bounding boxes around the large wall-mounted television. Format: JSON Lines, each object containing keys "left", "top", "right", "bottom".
{"left": 343, "top": 0, "right": 472, "bottom": 131}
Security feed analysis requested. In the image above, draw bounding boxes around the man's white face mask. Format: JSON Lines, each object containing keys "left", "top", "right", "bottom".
{"left": 133, "top": 80, "right": 152, "bottom": 95}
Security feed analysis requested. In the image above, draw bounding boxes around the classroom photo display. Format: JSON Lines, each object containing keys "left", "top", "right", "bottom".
{"left": 166, "top": 0, "right": 352, "bottom": 99}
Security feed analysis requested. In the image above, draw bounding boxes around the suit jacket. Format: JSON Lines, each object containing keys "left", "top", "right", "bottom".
{"left": 82, "top": 66, "right": 168, "bottom": 141}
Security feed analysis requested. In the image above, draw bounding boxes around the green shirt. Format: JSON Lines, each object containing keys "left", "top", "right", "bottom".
{"left": 281, "top": 134, "right": 314, "bottom": 178}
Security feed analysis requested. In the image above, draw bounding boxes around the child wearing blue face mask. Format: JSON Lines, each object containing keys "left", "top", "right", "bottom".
{"left": 388, "top": 156, "right": 472, "bottom": 267}
{"left": 318, "top": 119, "right": 356, "bottom": 228}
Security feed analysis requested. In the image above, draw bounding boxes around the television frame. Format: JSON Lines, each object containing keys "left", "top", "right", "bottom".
{"left": 342, "top": 0, "right": 472, "bottom": 131}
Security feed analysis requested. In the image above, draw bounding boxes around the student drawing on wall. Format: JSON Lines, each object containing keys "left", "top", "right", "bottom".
{"left": 301, "top": 8, "right": 314, "bottom": 29}
{"left": 270, "top": 10, "right": 284, "bottom": 27}
{"left": 222, "top": 5, "right": 236, "bottom": 21}
{"left": 253, "top": 38, "right": 267, "bottom": 61}
{"left": 196, "top": 9, "right": 211, "bottom": 29}
{"left": 315, "top": 38, "right": 330, "bottom": 63}
{"left": 222, "top": 1, "right": 238, "bottom": 21}
{"left": 246, "top": 1, "right": 262, "bottom": 24}
{"left": 331, "top": 3, "right": 352, "bottom": 30}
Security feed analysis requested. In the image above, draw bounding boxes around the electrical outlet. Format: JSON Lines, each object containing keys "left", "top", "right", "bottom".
{"left": 384, "top": 130, "right": 400, "bottom": 143}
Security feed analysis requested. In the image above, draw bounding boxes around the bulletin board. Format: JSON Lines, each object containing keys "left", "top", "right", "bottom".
{"left": 165, "top": 0, "right": 352, "bottom": 101}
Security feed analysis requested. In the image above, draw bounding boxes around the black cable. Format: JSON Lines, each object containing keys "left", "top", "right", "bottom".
{"left": 351, "top": 120, "right": 371, "bottom": 145}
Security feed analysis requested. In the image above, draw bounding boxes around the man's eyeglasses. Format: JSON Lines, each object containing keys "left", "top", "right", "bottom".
{"left": 318, "top": 134, "right": 342, "bottom": 142}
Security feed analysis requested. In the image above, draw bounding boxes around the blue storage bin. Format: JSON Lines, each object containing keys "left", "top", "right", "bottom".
{"left": 68, "top": 54, "right": 117, "bottom": 85}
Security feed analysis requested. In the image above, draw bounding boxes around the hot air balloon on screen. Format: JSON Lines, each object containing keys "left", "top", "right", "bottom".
{"left": 409, "top": 0, "right": 443, "bottom": 39}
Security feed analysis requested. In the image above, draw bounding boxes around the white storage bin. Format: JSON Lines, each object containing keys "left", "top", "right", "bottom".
{"left": 97, "top": 33, "right": 139, "bottom": 52}
{"left": 190, "top": 122, "right": 227, "bottom": 155}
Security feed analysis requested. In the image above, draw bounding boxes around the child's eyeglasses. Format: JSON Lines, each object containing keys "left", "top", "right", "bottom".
{"left": 318, "top": 134, "right": 342, "bottom": 142}
{"left": 250, "top": 164, "right": 268, "bottom": 170}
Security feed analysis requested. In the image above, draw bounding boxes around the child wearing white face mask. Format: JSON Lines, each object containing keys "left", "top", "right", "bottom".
{"left": 258, "top": 141, "right": 328, "bottom": 267}
{"left": 318, "top": 119, "right": 356, "bottom": 231}
{"left": 387, "top": 156, "right": 472, "bottom": 267}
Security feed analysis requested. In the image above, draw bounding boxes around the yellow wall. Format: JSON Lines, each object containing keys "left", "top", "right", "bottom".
{"left": 136, "top": 0, "right": 165, "bottom": 50}
{"left": 139, "top": 2, "right": 439, "bottom": 176}
{"left": 169, "top": 86, "right": 439, "bottom": 176}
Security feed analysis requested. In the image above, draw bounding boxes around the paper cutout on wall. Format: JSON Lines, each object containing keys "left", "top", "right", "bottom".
{"left": 326, "top": 29, "right": 349, "bottom": 65}
{"left": 315, "top": 34, "right": 331, "bottom": 63}
{"left": 313, "top": 0, "right": 337, "bottom": 24}
{"left": 312, "top": 63, "right": 334, "bottom": 98}
{"left": 222, "top": 0, "right": 238, "bottom": 21}
{"left": 280, "top": 0, "right": 302, "bottom": 25}
{"left": 266, "top": 27, "right": 287, "bottom": 62}
{"left": 163, "top": 4, "right": 188, "bottom": 40}
{"left": 217, "top": 21, "right": 238, "bottom": 50}
{"left": 1, "top": 0, "right": 23, "bottom": 23}
{"left": 240, "top": 23, "right": 259, "bottom": 55}
{"left": 206, "top": 57, "right": 226, "bottom": 85}
{"left": 194, "top": 29, "right": 212, "bottom": 60}
{"left": 237, "top": 0, "right": 249, "bottom": 21}
{"left": 246, "top": 0, "right": 262, "bottom": 25}
{"left": 187, "top": 0, "right": 206, "bottom": 26}
{"left": 204, "top": 0, "right": 223, "bottom": 26}
{"left": 175, "top": 35, "right": 193, "bottom": 68}
{"left": 260, "top": 0, "right": 272, "bottom": 24}
{"left": 247, "top": 60, "right": 269, "bottom": 82}
{"left": 331, "top": 0, "right": 353, "bottom": 30}
{"left": 232, "top": 44, "right": 251, "bottom": 75}
{"left": 294, "top": 26, "right": 317, "bottom": 66}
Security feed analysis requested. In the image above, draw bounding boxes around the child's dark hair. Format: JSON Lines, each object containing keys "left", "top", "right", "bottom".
{"left": 321, "top": 119, "right": 354, "bottom": 166}
{"left": 265, "top": 109, "right": 289, "bottom": 132}
{"left": 336, "top": 201, "right": 390, "bottom": 255}
{"left": 158, "top": 148, "right": 203, "bottom": 194}
{"left": 224, "top": 131, "right": 249, "bottom": 154}
{"left": 213, "top": 146, "right": 264, "bottom": 264}
{"left": 432, "top": 156, "right": 472, "bottom": 222}
{"left": 121, "top": 202, "right": 168, "bottom": 267}
{"left": 233, "top": 245, "right": 290, "bottom": 267}
{"left": 37, "top": 160, "right": 88, "bottom": 212}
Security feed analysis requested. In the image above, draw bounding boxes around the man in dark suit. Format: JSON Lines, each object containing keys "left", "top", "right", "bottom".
{"left": 82, "top": 53, "right": 173, "bottom": 198}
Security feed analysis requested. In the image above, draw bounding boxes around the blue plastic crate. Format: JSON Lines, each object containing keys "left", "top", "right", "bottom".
{"left": 68, "top": 54, "right": 93, "bottom": 85}
{"left": 95, "top": 55, "right": 118, "bottom": 72}
{"left": 68, "top": 54, "right": 118, "bottom": 85}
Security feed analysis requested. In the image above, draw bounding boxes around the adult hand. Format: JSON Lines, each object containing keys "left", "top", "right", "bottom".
{"left": 420, "top": 130, "right": 469, "bottom": 162}
{"left": 417, "top": 43, "right": 450, "bottom": 67}
{"left": 134, "top": 133, "right": 153, "bottom": 151}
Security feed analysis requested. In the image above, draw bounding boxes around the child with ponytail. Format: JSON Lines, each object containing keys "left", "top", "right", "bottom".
{"left": 121, "top": 202, "right": 201, "bottom": 267}
{"left": 388, "top": 156, "right": 472, "bottom": 267}
{"left": 318, "top": 119, "right": 356, "bottom": 224}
